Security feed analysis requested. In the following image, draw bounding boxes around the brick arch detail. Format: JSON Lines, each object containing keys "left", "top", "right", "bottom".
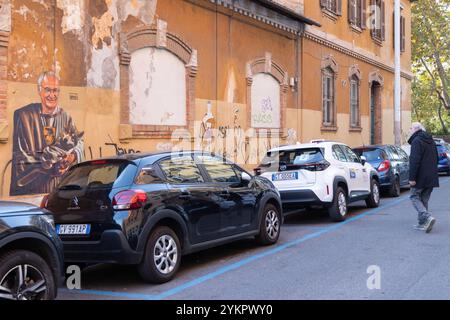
{"left": 119, "top": 23, "right": 198, "bottom": 139}
{"left": 368, "top": 70, "right": 384, "bottom": 87}
{"left": 349, "top": 65, "right": 362, "bottom": 82}
{"left": 0, "top": 31, "right": 9, "bottom": 144}
{"left": 321, "top": 54, "right": 339, "bottom": 74}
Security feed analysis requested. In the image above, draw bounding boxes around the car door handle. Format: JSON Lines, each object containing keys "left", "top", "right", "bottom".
{"left": 178, "top": 192, "right": 192, "bottom": 200}
{"left": 220, "top": 190, "right": 231, "bottom": 198}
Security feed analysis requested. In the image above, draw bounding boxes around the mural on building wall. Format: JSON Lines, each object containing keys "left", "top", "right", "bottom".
{"left": 10, "top": 71, "right": 84, "bottom": 196}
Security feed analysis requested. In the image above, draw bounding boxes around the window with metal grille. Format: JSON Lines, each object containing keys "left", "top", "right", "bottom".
{"left": 322, "top": 68, "right": 335, "bottom": 126}
{"left": 350, "top": 76, "right": 360, "bottom": 127}
{"left": 370, "top": 0, "right": 385, "bottom": 42}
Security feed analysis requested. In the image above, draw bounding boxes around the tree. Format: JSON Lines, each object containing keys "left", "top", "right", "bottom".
{"left": 412, "top": 0, "right": 450, "bottom": 134}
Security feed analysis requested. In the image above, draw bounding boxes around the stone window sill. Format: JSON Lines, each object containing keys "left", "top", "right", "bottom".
{"left": 349, "top": 126, "right": 362, "bottom": 132}
{"left": 322, "top": 9, "right": 339, "bottom": 22}
{"left": 371, "top": 36, "right": 383, "bottom": 46}
{"left": 321, "top": 125, "right": 338, "bottom": 132}
{"left": 350, "top": 24, "right": 363, "bottom": 34}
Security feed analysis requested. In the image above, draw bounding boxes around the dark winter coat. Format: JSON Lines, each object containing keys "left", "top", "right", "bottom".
{"left": 408, "top": 130, "right": 439, "bottom": 189}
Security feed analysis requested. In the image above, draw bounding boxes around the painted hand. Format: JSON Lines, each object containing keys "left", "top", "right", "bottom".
{"left": 58, "top": 152, "right": 77, "bottom": 174}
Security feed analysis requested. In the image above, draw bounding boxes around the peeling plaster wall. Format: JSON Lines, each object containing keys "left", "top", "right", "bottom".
{"left": 0, "top": 0, "right": 11, "bottom": 31}
{"left": 57, "top": 0, "right": 85, "bottom": 35}
{"left": 7, "top": 0, "right": 157, "bottom": 89}
{"left": 87, "top": 0, "right": 157, "bottom": 90}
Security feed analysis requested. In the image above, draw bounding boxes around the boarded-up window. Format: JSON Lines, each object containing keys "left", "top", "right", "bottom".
{"left": 129, "top": 48, "right": 186, "bottom": 126}
{"left": 251, "top": 73, "right": 281, "bottom": 129}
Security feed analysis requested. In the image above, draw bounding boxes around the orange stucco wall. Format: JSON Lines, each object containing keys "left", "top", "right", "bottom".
{"left": 0, "top": 0, "right": 412, "bottom": 202}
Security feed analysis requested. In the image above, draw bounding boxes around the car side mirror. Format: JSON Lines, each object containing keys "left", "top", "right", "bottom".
{"left": 360, "top": 156, "right": 367, "bottom": 166}
{"left": 241, "top": 172, "right": 252, "bottom": 182}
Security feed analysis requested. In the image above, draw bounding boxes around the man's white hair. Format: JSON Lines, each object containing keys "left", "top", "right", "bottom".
{"left": 37, "top": 71, "right": 59, "bottom": 93}
{"left": 411, "top": 122, "right": 426, "bottom": 133}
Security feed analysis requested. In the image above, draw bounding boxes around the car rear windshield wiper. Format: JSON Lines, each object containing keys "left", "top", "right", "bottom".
{"left": 59, "top": 184, "right": 82, "bottom": 190}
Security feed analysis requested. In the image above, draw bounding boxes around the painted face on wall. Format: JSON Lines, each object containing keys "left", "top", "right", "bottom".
{"left": 39, "top": 76, "right": 60, "bottom": 113}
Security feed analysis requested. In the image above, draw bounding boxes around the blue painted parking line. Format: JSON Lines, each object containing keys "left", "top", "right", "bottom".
{"left": 60, "top": 288, "right": 158, "bottom": 300}
{"left": 63, "top": 178, "right": 450, "bottom": 300}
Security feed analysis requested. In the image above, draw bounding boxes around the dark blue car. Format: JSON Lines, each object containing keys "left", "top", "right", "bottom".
{"left": 436, "top": 144, "right": 450, "bottom": 175}
{"left": 353, "top": 145, "right": 410, "bottom": 197}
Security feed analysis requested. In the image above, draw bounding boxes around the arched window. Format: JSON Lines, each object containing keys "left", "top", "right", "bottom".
{"left": 119, "top": 22, "right": 197, "bottom": 139}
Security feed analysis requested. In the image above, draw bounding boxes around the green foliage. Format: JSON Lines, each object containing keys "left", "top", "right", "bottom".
{"left": 412, "top": 0, "right": 450, "bottom": 134}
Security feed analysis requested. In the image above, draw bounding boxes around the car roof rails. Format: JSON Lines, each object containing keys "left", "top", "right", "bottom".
{"left": 309, "top": 139, "right": 336, "bottom": 143}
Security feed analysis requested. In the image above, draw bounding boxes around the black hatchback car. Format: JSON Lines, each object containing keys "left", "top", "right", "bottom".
{"left": 44, "top": 151, "right": 282, "bottom": 283}
{"left": 0, "top": 201, "right": 64, "bottom": 300}
{"left": 353, "top": 145, "right": 410, "bottom": 197}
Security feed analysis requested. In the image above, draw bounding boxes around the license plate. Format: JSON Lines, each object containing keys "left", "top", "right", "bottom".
{"left": 56, "top": 224, "right": 91, "bottom": 235}
{"left": 272, "top": 172, "right": 298, "bottom": 181}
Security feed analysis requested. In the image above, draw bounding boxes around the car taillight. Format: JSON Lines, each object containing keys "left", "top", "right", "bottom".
{"left": 377, "top": 160, "right": 391, "bottom": 172}
{"left": 112, "top": 190, "right": 147, "bottom": 210}
{"left": 40, "top": 194, "right": 49, "bottom": 208}
{"left": 439, "top": 152, "right": 448, "bottom": 158}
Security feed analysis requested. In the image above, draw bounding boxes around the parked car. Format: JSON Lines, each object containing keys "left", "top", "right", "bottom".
{"left": 433, "top": 137, "right": 448, "bottom": 145}
{"left": 353, "top": 145, "right": 410, "bottom": 197}
{"left": 436, "top": 143, "right": 450, "bottom": 176}
{"left": 254, "top": 140, "right": 380, "bottom": 222}
{"left": 0, "top": 201, "right": 64, "bottom": 300}
{"left": 43, "top": 151, "right": 282, "bottom": 284}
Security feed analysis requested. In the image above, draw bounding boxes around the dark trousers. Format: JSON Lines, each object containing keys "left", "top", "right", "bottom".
{"left": 410, "top": 187, "right": 433, "bottom": 225}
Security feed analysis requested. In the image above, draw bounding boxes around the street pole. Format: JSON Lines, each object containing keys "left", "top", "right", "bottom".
{"left": 394, "top": 0, "right": 401, "bottom": 145}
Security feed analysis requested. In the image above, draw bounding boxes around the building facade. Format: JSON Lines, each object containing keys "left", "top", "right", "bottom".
{"left": 0, "top": 0, "right": 413, "bottom": 201}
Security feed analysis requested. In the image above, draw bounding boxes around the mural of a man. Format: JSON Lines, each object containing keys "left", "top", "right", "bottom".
{"left": 10, "top": 71, "right": 84, "bottom": 196}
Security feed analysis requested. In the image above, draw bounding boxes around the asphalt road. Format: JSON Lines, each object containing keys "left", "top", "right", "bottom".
{"left": 58, "top": 176, "right": 450, "bottom": 300}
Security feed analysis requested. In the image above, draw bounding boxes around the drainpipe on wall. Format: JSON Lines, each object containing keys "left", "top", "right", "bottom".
{"left": 394, "top": 0, "right": 401, "bottom": 145}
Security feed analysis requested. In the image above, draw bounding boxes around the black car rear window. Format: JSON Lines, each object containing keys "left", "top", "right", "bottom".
{"left": 354, "top": 148, "right": 386, "bottom": 162}
{"left": 261, "top": 148, "right": 325, "bottom": 167}
{"left": 58, "top": 160, "right": 137, "bottom": 190}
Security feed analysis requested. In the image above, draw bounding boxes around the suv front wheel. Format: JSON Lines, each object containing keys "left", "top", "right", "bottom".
{"left": 328, "top": 187, "right": 348, "bottom": 222}
{"left": 138, "top": 226, "right": 181, "bottom": 284}
{"left": 0, "top": 250, "right": 56, "bottom": 300}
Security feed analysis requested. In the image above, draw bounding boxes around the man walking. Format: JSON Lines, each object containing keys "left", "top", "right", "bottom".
{"left": 408, "top": 122, "right": 439, "bottom": 233}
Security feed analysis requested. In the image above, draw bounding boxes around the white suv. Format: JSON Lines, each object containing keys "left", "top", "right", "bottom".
{"left": 255, "top": 140, "right": 380, "bottom": 221}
